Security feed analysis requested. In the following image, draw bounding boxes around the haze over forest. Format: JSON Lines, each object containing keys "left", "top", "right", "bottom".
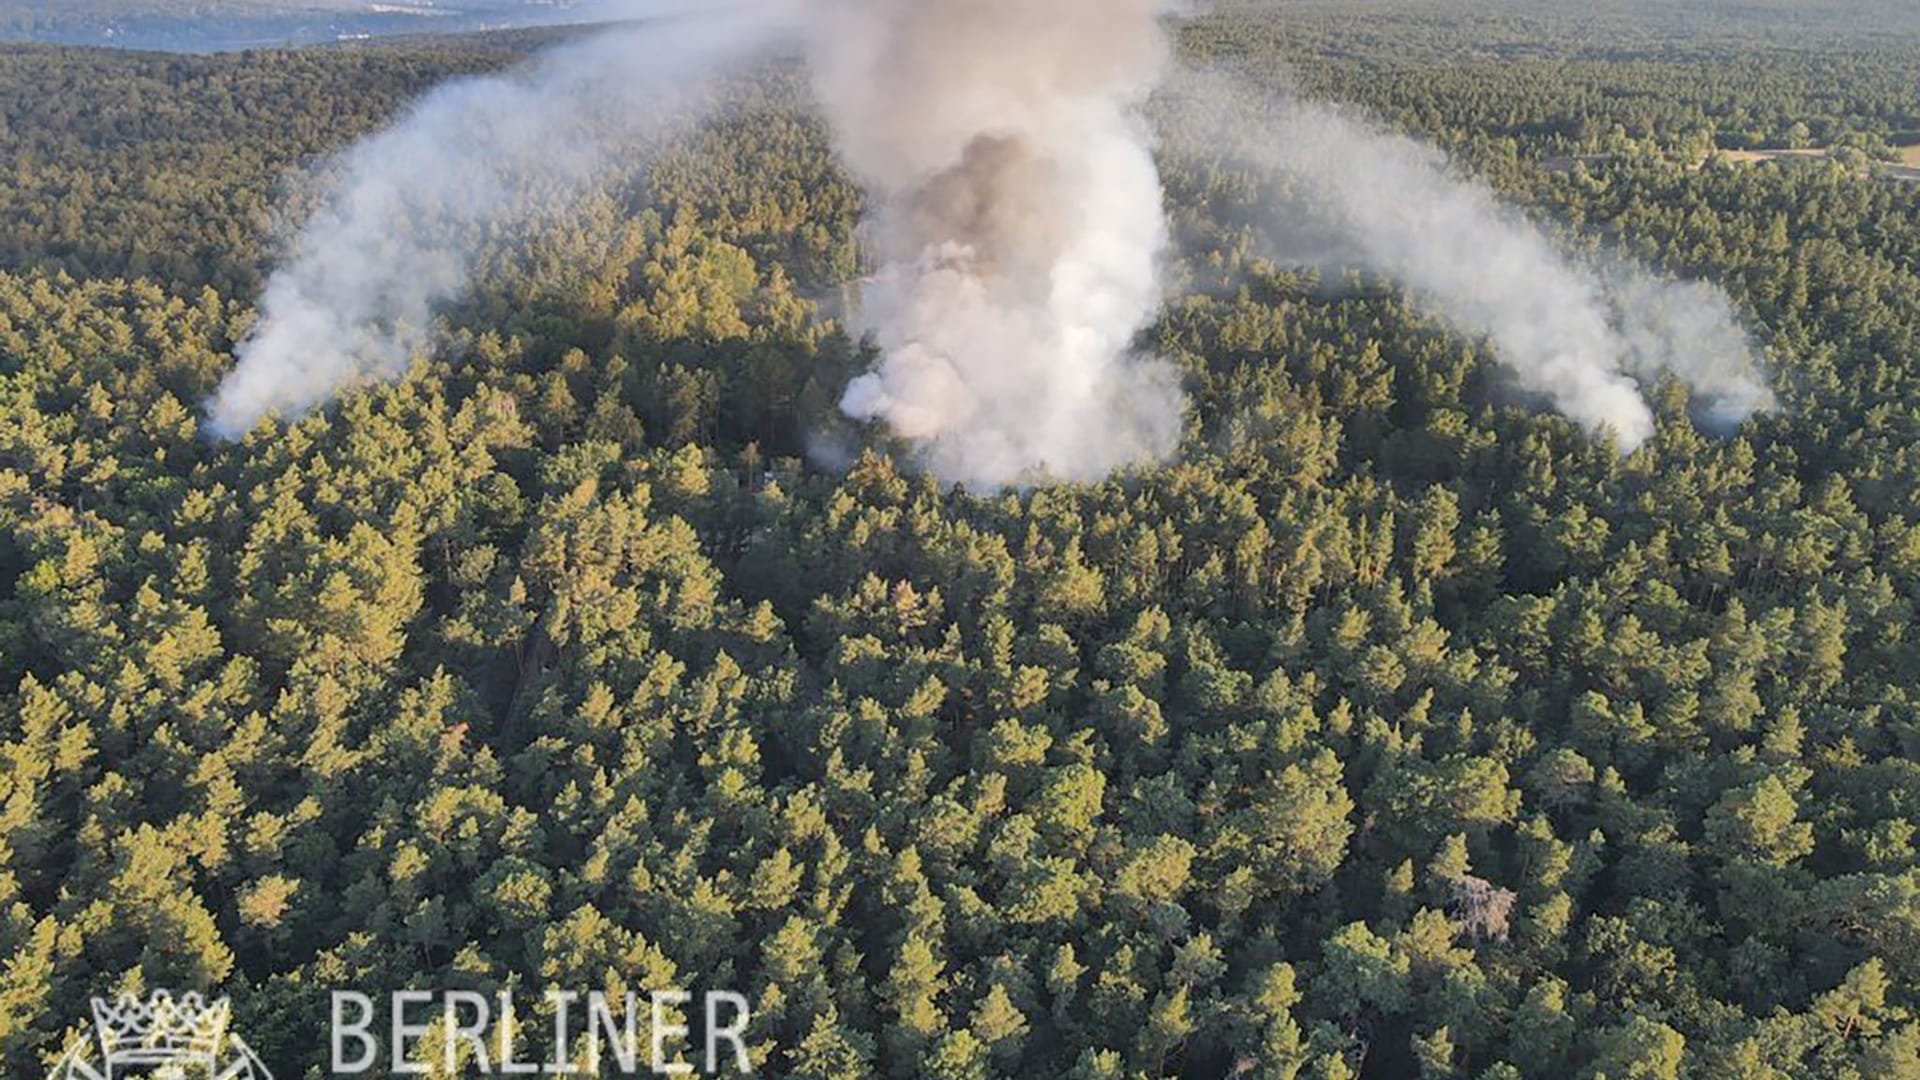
{"left": 0, "top": 0, "right": 630, "bottom": 50}
{"left": 8, "top": 0, "right": 1920, "bottom": 54}
{"left": 4, "top": 0, "right": 1920, "bottom": 1078}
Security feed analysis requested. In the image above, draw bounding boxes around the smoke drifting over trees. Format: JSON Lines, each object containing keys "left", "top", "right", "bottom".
{"left": 207, "top": 0, "right": 1775, "bottom": 476}
{"left": 1161, "top": 70, "right": 1774, "bottom": 451}
{"left": 812, "top": 0, "right": 1184, "bottom": 488}
{"left": 17, "top": 6, "right": 1920, "bottom": 1077}
{"left": 203, "top": 12, "right": 785, "bottom": 439}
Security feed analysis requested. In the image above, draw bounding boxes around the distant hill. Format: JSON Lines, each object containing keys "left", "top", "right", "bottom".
{"left": 0, "top": 1, "right": 364, "bottom": 20}
{"left": 0, "top": 1, "right": 514, "bottom": 11}
{"left": 0, "top": 1, "right": 580, "bottom": 20}
{"left": 0, "top": 1, "right": 622, "bottom": 50}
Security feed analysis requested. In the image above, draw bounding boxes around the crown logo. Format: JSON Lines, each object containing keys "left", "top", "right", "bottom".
{"left": 52, "top": 990, "right": 272, "bottom": 1080}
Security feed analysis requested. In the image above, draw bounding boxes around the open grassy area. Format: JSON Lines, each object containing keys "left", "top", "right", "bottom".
{"left": 1711, "top": 145, "right": 1920, "bottom": 181}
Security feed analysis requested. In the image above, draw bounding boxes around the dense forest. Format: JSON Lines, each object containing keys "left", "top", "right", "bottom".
{"left": 4, "top": 2, "right": 1920, "bottom": 1078}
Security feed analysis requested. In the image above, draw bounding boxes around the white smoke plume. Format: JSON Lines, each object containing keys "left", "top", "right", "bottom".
{"left": 1163, "top": 69, "right": 1775, "bottom": 451}
{"left": 1606, "top": 266, "right": 1777, "bottom": 432}
{"left": 806, "top": 0, "right": 1186, "bottom": 488}
{"left": 205, "top": 8, "right": 791, "bottom": 439}
{"left": 211, "top": 0, "right": 1186, "bottom": 486}
{"left": 210, "top": 3, "right": 1772, "bottom": 475}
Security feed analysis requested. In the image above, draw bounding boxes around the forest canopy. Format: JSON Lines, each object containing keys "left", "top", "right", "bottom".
{"left": 3, "top": 2, "right": 1920, "bottom": 1078}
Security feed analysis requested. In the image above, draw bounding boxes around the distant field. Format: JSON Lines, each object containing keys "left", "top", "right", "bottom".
{"left": 1717, "top": 148, "right": 1831, "bottom": 166}
{"left": 1712, "top": 146, "right": 1920, "bottom": 182}
{"left": 1544, "top": 144, "right": 1919, "bottom": 182}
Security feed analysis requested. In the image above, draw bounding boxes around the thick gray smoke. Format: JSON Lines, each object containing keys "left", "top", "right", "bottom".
{"left": 211, "top": 0, "right": 1185, "bottom": 486}
{"left": 1164, "top": 70, "right": 1775, "bottom": 451}
{"left": 205, "top": 9, "right": 788, "bottom": 439}
{"left": 211, "top": 4, "right": 1772, "bottom": 474}
{"left": 809, "top": 0, "right": 1185, "bottom": 488}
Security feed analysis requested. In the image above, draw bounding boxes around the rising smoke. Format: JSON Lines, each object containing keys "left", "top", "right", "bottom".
{"left": 1161, "top": 70, "right": 1774, "bottom": 450}
{"left": 1606, "top": 266, "right": 1778, "bottom": 432}
{"left": 808, "top": 0, "right": 1185, "bottom": 488}
{"left": 208, "top": 2, "right": 1774, "bottom": 477}
{"left": 204, "top": 8, "right": 789, "bottom": 439}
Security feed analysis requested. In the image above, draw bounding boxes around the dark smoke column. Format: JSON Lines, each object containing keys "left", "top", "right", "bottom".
{"left": 809, "top": 0, "right": 1185, "bottom": 489}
